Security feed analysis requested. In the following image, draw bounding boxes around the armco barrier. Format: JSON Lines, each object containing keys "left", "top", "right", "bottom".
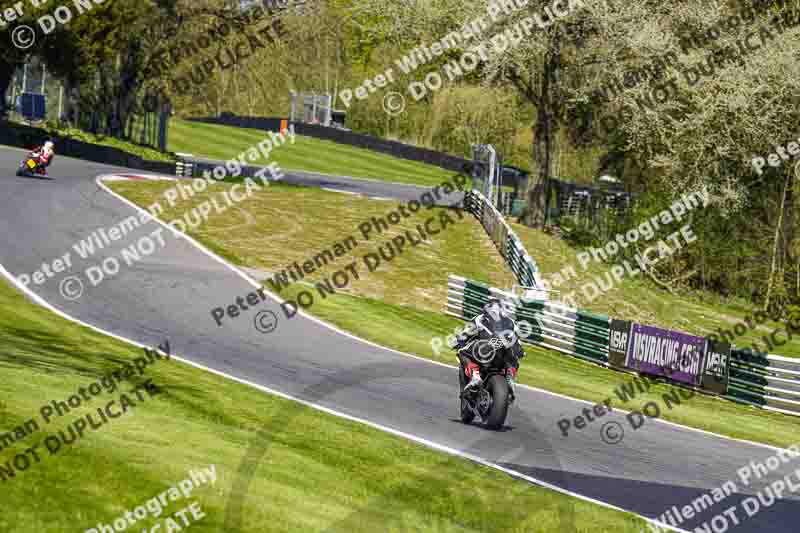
{"left": 462, "top": 189, "right": 543, "bottom": 291}
{"left": 446, "top": 274, "right": 800, "bottom": 416}
{"left": 727, "top": 348, "right": 800, "bottom": 416}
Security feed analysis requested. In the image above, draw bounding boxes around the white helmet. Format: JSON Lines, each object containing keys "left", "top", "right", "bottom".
{"left": 483, "top": 297, "right": 504, "bottom": 321}
{"left": 43, "top": 141, "right": 54, "bottom": 152}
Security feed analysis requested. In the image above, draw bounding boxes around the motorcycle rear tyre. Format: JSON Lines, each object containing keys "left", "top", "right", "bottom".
{"left": 485, "top": 375, "right": 510, "bottom": 430}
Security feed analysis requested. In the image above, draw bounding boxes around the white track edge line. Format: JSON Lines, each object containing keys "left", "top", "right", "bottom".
{"left": 321, "top": 187, "right": 361, "bottom": 196}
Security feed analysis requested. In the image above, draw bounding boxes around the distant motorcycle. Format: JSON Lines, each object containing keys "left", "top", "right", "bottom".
{"left": 454, "top": 335, "right": 517, "bottom": 430}
{"left": 16, "top": 151, "right": 48, "bottom": 177}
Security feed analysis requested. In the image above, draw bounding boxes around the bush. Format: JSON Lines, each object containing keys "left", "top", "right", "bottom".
{"left": 560, "top": 221, "right": 602, "bottom": 248}
{"left": 420, "top": 86, "right": 519, "bottom": 156}
{"left": 345, "top": 83, "right": 525, "bottom": 161}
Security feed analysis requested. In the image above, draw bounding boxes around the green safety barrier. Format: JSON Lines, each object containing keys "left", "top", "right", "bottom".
{"left": 462, "top": 190, "right": 541, "bottom": 290}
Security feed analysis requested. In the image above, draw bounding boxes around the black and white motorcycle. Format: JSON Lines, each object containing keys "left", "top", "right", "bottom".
{"left": 451, "top": 298, "right": 525, "bottom": 430}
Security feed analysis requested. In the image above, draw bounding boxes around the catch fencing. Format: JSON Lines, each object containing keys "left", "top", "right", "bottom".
{"left": 445, "top": 274, "right": 800, "bottom": 417}
{"left": 6, "top": 58, "right": 170, "bottom": 151}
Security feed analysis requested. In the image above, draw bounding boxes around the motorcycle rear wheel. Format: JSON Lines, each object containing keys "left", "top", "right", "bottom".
{"left": 485, "top": 375, "right": 511, "bottom": 430}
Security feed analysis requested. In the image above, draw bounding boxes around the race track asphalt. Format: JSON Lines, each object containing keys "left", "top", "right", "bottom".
{"left": 186, "top": 155, "right": 468, "bottom": 204}
{"left": 1, "top": 148, "right": 798, "bottom": 532}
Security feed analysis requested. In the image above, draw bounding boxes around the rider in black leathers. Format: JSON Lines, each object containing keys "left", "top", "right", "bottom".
{"left": 451, "top": 297, "right": 525, "bottom": 400}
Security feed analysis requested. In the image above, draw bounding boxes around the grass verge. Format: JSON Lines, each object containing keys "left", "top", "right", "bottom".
{"left": 108, "top": 180, "right": 516, "bottom": 314}
{"left": 2, "top": 120, "right": 173, "bottom": 162}
{"left": 168, "top": 119, "right": 456, "bottom": 187}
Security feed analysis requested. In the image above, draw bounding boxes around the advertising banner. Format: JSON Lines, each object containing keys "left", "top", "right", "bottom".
{"left": 702, "top": 340, "right": 731, "bottom": 394}
{"left": 608, "top": 319, "right": 632, "bottom": 369}
{"left": 625, "top": 324, "right": 706, "bottom": 386}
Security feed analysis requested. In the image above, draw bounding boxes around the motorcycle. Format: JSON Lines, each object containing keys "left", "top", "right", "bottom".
{"left": 16, "top": 152, "right": 47, "bottom": 177}
{"left": 454, "top": 333, "right": 519, "bottom": 430}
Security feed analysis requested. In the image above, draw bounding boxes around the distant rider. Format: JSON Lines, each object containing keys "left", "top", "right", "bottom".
{"left": 31, "top": 140, "right": 55, "bottom": 174}
{"left": 451, "top": 297, "right": 525, "bottom": 399}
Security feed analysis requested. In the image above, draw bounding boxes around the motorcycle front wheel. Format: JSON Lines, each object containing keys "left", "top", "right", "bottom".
{"left": 484, "top": 375, "right": 511, "bottom": 430}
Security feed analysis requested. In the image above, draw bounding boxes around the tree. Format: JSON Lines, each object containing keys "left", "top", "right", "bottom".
{"left": 347, "top": 0, "right": 593, "bottom": 227}
{"left": 574, "top": 0, "right": 800, "bottom": 301}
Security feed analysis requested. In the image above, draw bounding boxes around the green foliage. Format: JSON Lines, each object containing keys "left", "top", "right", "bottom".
{"left": 422, "top": 86, "right": 520, "bottom": 158}
{"left": 54, "top": 126, "right": 174, "bottom": 161}
{"left": 788, "top": 305, "right": 800, "bottom": 325}
{"left": 560, "top": 221, "right": 603, "bottom": 248}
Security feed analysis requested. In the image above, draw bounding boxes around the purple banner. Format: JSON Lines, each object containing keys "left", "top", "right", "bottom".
{"left": 625, "top": 323, "right": 706, "bottom": 385}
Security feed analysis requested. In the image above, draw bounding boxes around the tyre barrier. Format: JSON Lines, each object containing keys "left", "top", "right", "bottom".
{"left": 175, "top": 154, "right": 195, "bottom": 177}
{"left": 727, "top": 349, "right": 800, "bottom": 416}
{"left": 454, "top": 189, "right": 800, "bottom": 416}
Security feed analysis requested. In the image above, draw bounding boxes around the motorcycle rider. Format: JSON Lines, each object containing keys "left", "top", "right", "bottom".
{"left": 451, "top": 296, "right": 525, "bottom": 399}
{"left": 29, "top": 140, "right": 55, "bottom": 175}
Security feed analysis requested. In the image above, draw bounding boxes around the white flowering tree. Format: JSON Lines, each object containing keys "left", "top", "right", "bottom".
{"left": 350, "top": 0, "right": 594, "bottom": 226}
{"left": 354, "top": 0, "right": 800, "bottom": 307}
{"left": 574, "top": 0, "right": 800, "bottom": 306}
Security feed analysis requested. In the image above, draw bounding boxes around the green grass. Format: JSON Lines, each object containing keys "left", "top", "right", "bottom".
{"left": 168, "top": 119, "right": 456, "bottom": 186}
{"left": 0, "top": 276, "right": 648, "bottom": 532}
{"left": 108, "top": 180, "right": 517, "bottom": 314}
{"left": 59, "top": 126, "right": 174, "bottom": 162}
{"left": 107, "top": 180, "right": 800, "bottom": 450}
